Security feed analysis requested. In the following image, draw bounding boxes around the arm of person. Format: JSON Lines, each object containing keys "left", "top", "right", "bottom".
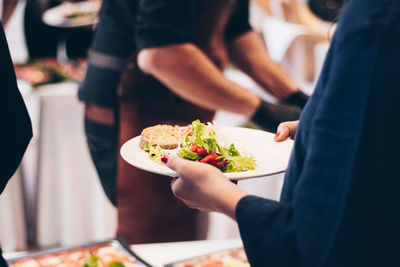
{"left": 166, "top": 9, "right": 398, "bottom": 265}
{"left": 223, "top": 0, "right": 300, "bottom": 101}
{"left": 225, "top": 0, "right": 309, "bottom": 109}
{"left": 227, "top": 31, "right": 300, "bottom": 100}
{"left": 134, "top": 0, "right": 260, "bottom": 117}
{"left": 0, "top": 24, "right": 32, "bottom": 193}
{"left": 166, "top": 154, "right": 300, "bottom": 267}
{"left": 137, "top": 43, "right": 260, "bottom": 117}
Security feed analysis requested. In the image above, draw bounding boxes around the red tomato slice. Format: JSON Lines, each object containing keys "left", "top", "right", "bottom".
{"left": 197, "top": 148, "right": 208, "bottom": 155}
{"left": 190, "top": 144, "right": 201, "bottom": 152}
{"left": 200, "top": 154, "right": 218, "bottom": 163}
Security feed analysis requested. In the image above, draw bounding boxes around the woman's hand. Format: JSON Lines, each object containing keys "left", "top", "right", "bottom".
{"left": 166, "top": 155, "right": 248, "bottom": 220}
{"left": 274, "top": 120, "right": 299, "bottom": 142}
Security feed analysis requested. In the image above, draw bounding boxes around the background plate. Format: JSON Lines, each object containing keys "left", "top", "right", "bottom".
{"left": 42, "top": 1, "right": 101, "bottom": 28}
{"left": 120, "top": 126, "right": 294, "bottom": 181}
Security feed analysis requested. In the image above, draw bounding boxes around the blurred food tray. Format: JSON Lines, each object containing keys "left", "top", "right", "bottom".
{"left": 7, "top": 237, "right": 151, "bottom": 267}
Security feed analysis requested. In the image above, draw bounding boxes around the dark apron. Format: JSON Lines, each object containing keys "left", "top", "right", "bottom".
{"left": 85, "top": 0, "right": 238, "bottom": 244}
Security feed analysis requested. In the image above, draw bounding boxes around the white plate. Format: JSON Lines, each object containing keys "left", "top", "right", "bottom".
{"left": 42, "top": 1, "right": 101, "bottom": 28}
{"left": 120, "top": 126, "right": 294, "bottom": 180}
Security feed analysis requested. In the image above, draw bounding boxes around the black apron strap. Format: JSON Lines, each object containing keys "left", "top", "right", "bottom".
{"left": 88, "top": 50, "right": 128, "bottom": 71}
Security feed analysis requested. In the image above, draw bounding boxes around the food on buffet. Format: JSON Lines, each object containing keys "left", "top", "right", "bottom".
{"left": 168, "top": 247, "right": 250, "bottom": 267}
{"left": 14, "top": 58, "right": 87, "bottom": 86}
{"left": 13, "top": 64, "right": 52, "bottom": 86}
{"left": 9, "top": 244, "right": 139, "bottom": 267}
{"left": 141, "top": 120, "right": 257, "bottom": 172}
{"left": 41, "top": 58, "right": 88, "bottom": 81}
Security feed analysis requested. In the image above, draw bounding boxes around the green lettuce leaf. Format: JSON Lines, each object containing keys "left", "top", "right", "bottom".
{"left": 178, "top": 149, "right": 200, "bottom": 161}
{"left": 224, "top": 156, "right": 257, "bottom": 173}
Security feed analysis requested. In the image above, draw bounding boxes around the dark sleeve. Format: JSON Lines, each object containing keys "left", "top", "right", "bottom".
{"left": 0, "top": 23, "right": 32, "bottom": 194}
{"left": 135, "top": 0, "right": 197, "bottom": 51}
{"left": 236, "top": 196, "right": 300, "bottom": 267}
{"left": 235, "top": 4, "right": 394, "bottom": 266}
{"left": 225, "top": 0, "right": 252, "bottom": 41}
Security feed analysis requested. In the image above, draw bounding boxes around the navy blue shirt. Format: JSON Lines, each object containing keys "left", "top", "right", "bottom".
{"left": 236, "top": 0, "right": 400, "bottom": 266}
{"left": 0, "top": 24, "right": 32, "bottom": 194}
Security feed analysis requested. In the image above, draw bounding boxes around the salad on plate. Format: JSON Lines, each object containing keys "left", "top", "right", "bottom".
{"left": 142, "top": 120, "right": 257, "bottom": 173}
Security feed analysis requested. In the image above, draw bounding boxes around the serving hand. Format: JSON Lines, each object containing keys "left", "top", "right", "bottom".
{"left": 166, "top": 155, "right": 248, "bottom": 220}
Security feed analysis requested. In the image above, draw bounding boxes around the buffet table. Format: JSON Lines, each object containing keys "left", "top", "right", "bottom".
{"left": 0, "top": 82, "right": 117, "bottom": 252}
{"left": 3, "top": 238, "right": 244, "bottom": 267}
{"left": 32, "top": 83, "right": 117, "bottom": 247}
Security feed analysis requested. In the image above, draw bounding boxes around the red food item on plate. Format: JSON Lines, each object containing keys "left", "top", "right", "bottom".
{"left": 190, "top": 144, "right": 201, "bottom": 153}
{"left": 200, "top": 153, "right": 218, "bottom": 164}
{"left": 197, "top": 148, "right": 208, "bottom": 156}
{"left": 161, "top": 155, "right": 169, "bottom": 163}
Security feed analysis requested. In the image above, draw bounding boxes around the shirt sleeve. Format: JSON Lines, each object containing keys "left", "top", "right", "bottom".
{"left": 225, "top": 0, "right": 252, "bottom": 41}
{"left": 0, "top": 24, "right": 32, "bottom": 194}
{"left": 135, "top": 0, "right": 197, "bottom": 51}
{"left": 236, "top": 196, "right": 300, "bottom": 266}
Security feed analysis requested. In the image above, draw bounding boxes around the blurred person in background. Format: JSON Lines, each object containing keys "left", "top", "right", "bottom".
{"left": 1, "top": 1, "right": 32, "bottom": 263}
{"left": 24, "top": 0, "right": 93, "bottom": 59}
{"left": 79, "top": 0, "right": 309, "bottom": 244}
{"left": 166, "top": 0, "right": 400, "bottom": 266}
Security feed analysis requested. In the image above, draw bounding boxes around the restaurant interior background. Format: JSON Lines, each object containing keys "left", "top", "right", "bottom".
{"left": 0, "top": 0, "right": 333, "bottom": 255}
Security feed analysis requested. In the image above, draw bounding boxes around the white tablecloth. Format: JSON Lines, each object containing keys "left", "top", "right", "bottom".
{"left": 0, "top": 171, "right": 27, "bottom": 252}
{"left": 0, "top": 82, "right": 117, "bottom": 251}
{"left": 33, "top": 83, "right": 117, "bottom": 247}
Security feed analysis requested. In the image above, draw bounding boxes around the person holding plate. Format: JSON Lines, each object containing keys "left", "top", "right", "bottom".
{"left": 166, "top": 0, "right": 400, "bottom": 265}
